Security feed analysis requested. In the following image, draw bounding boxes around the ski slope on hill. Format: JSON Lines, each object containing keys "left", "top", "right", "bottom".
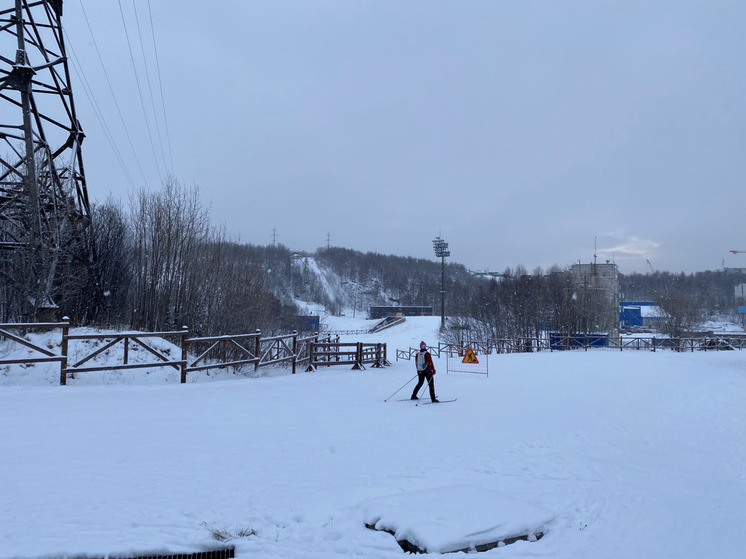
{"left": 1, "top": 316, "right": 745, "bottom": 558}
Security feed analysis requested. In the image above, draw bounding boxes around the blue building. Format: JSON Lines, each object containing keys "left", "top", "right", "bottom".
{"left": 619, "top": 301, "right": 665, "bottom": 330}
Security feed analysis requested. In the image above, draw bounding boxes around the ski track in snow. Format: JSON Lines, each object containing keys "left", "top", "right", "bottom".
{"left": 1, "top": 316, "right": 745, "bottom": 558}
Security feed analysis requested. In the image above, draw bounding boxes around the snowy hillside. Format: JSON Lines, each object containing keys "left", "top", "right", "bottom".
{"left": 289, "top": 255, "right": 363, "bottom": 316}
{"left": 285, "top": 249, "right": 483, "bottom": 319}
{"left": 1, "top": 315, "right": 745, "bottom": 558}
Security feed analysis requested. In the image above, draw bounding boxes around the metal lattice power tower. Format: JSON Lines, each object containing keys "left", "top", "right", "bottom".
{"left": 0, "top": 0, "right": 91, "bottom": 320}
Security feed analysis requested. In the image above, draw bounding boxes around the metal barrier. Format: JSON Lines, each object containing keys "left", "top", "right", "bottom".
{"left": 91, "top": 547, "right": 235, "bottom": 559}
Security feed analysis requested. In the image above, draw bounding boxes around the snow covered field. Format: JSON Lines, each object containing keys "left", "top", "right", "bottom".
{"left": 1, "top": 315, "right": 745, "bottom": 558}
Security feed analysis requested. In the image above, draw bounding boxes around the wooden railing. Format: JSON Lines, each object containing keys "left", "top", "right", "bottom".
{"left": 368, "top": 316, "right": 406, "bottom": 333}
{"left": 185, "top": 331, "right": 262, "bottom": 377}
{"left": 0, "top": 321, "right": 69, "bottom": 379}
{"left": 396, "top": 334, "right": 746, "bottom": 360}
{"left": 62, "top": 328, "right": 189, "bottom": 385}
{"left": 307, "top": 340, "right": 388, "bottom": 371}
{"left": 7, "top": 320, "right": 741, "bottom": 385}
{"left": 325, "top": 329, "right": 370, "bottom": 336}
{"left": 0, "top": 321, "right": 387, "bottom": 385}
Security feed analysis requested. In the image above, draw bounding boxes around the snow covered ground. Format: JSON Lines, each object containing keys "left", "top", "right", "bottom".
{"left": 1, "top": 314, "right": 745, "bottom": 558}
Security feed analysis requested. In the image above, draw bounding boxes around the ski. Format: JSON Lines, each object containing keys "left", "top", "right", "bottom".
{"left": 416, "top": 398, "right": 457, "bottom": 406}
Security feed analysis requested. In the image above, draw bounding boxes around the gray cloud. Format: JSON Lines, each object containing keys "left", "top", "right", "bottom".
{"left": 61, "top": 1, "right": 746, "bottom": 274}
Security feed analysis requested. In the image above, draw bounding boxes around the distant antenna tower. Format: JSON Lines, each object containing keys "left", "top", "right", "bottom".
{"left": 326, "top": 233, "right": 331, "bottom": 249}
{"left": 0, "top": 0, "right": 92, "bottom": 320}
{"left": 594, "top": 236, "right": 597, "bottom": 265}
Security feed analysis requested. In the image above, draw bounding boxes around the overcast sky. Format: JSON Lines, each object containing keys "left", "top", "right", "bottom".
{"left": 58, "top": 1, "right": 746, "bottom": 274}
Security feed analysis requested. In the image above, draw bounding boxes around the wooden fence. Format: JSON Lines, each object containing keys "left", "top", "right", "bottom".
{"left": 5, "top": 320, "right": 740, "bottom": 384}
{"left": 396, "top": 334, "right": 746, "bottom": 361}
{"left": 0, "top": 321, "right": 68, "bottom": 375}
{"left": 63, "top": 328, "right": 189, "bottom": 385}
{"left": 306, "top": 339, "right": 389, "bottom": 371}
{"left": 0, "top": 320, "right": 386, "bottom": 385}
{"left": 185, "top": 330, "right": 317, "bottom": 379}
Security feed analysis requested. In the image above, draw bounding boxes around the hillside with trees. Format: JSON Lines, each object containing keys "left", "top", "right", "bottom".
{"left": 619, "top": 270, "right": 746, "bottom": 314}
{"left": 4, "top": 180, "right": 743, "bottom": 339}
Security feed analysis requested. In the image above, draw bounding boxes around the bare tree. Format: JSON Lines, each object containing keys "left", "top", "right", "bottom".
{"left": 129, "top": 178, "right": 210, "bottom": 331}
{"left": 84, "top": 200, "right": 131, "bottom": 327}
{"left": 657, "top": 292, "right": 703, "bottom": 346}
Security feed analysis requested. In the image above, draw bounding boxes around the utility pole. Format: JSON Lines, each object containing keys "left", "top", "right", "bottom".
{"left": 13, "top": 2, "right": 41, "bottom": 249}
{"left": 432, "top": 236, "right": 450, "bottom": 330}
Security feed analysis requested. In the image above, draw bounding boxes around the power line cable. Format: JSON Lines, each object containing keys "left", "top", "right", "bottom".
{"left": 64, "top": 28, "right": 137, "bottom": 190}
{"left": 117, "top": 0, "right": 163, "bottom": 181}
{"left": 147, "top": 0, "right": 174, "bottom": 173}
{"left": 78, "top": 0, "right": 148, "bottom": 186}
{"left": 132, "top": 0, "right": 168, "bottom": 176}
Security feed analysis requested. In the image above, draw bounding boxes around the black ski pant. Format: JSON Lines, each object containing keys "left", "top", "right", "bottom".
{"left": 412, "top": 371, "right": 436, "bottom": 401}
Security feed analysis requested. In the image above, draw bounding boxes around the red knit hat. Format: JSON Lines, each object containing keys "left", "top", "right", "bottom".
{"left": 420, "top": 341, "right": 427, "bottom": 349}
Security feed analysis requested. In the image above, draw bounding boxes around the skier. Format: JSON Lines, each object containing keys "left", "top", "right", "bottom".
{"left": 411, "top": 341, "right": 438, "bottom": 403}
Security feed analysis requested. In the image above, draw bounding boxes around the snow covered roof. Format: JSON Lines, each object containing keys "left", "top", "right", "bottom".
{"left": 641, "top": 305, "right": 666, "bottom": 318}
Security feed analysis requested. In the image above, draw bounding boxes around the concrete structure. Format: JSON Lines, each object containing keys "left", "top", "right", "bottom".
{"left": 570, "top": 262, "right": 621, "bottom": 338}
{"left": 570, "top": 263, "right": 620, "bottom": 294}
{"left": 736, "top": 284, "right": 746, "bottom": 330}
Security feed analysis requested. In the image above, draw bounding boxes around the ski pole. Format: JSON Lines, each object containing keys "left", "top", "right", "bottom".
{"left": 411, "top": 372, "right": 436, "bottom": 400}
{"left": 384, "top": 374, "right": 418, "bottom": 402}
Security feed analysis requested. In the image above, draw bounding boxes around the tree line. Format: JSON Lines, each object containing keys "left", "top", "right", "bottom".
{"left": 0, "top": 178, "right": 297, "bottom": 334}
{"left": 445, "top": 266, "right": 746, "bottom": 345}
{"left": 3, "top": 177, "right": 744, "bottom": 339}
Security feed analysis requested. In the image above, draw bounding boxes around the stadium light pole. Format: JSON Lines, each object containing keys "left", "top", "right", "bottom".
{"left": 432, "top": 236, "right": 450, "bottom": 330}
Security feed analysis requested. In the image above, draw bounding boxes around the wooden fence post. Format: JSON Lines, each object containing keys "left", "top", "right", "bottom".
{"left": 305, "top": 332, "right": 319, "bottom": 372}
{"left": 60, "top": 317, "right": 70, "bottom": 386}
{"left": 356, "top": 342, "right": 363, "bottom": 369}
{"left": 180, "top": 325, "right": 189, "bottom": 384}
{"left": 254, "top": 330, "right": 261, "bottom": 372}
{"left": 291, "top": 331, "right": 298, "bottom": 374}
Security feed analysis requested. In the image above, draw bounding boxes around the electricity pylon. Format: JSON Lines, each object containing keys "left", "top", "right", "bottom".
{"left": 0, "top": 0, "right": 92, "bottom": 321}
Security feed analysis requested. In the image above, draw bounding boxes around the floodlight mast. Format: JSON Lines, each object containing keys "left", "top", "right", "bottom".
{"left": 432, "top": 236, "right": 450, "bottom": 330}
